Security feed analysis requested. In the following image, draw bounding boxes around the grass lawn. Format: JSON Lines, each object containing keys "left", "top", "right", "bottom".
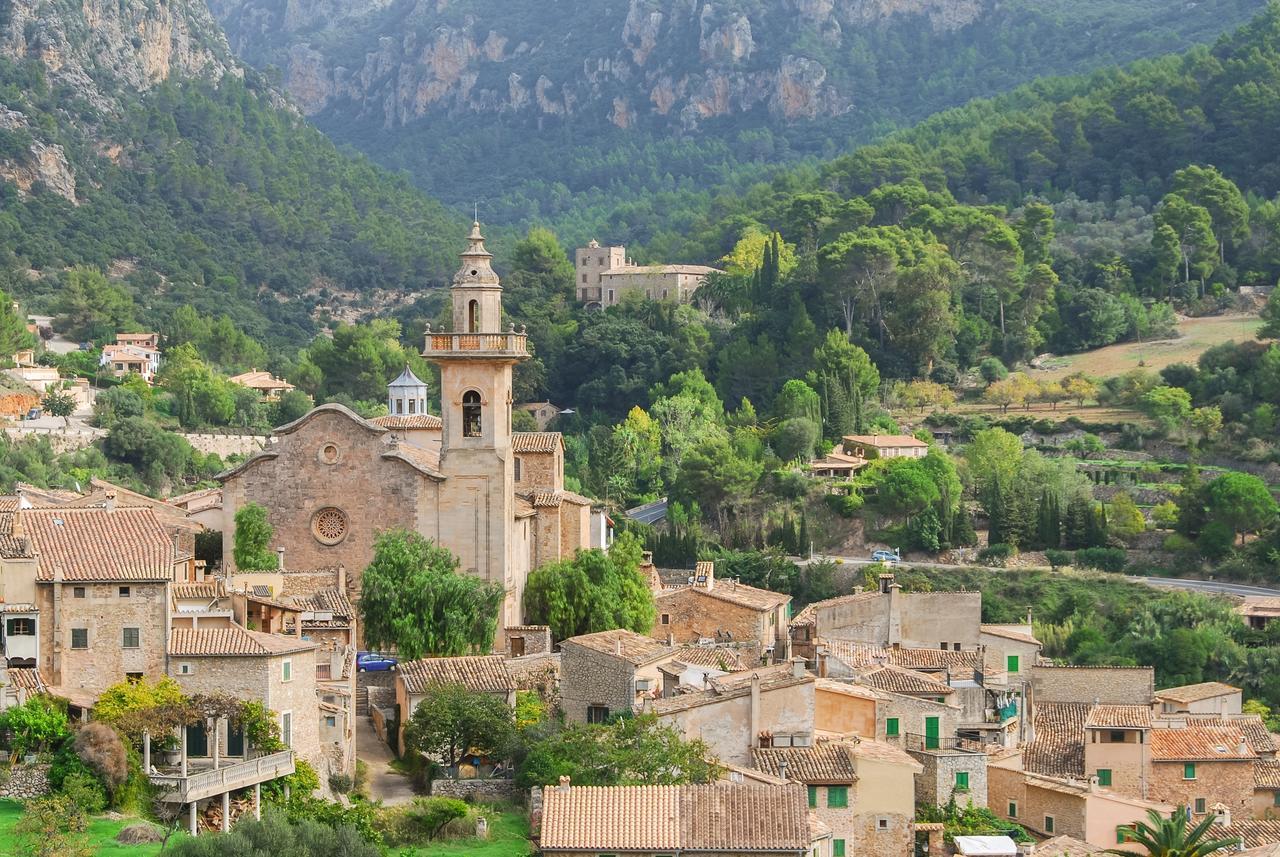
{"left": 0, "top": 798, "right": 182, "bottom": 856}
{"left": 403, "top": 807, "right": 531, "bottom": 857}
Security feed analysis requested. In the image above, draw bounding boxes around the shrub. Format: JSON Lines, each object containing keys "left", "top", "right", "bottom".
{"left": 1045, "top": 549, "right": 1073, "bottom": 569}
{"left": 0, "top": 694, "right": 70, "bottom": 755}
{"left": 978, "top": 543, "right": 1016, "bottom": 567}
{"left": 59, "top": 770, "right": 108, "bottom": 813}
{"left": 824, "top": 492, "right": 863, "bottom": 518}
{"left": 979, "top": 357, "right": 1009, "bottom": 383}
{"left": 328, "top": 773, "right": 354, "bottom": 794}
{"left": 407, "top": 796, "right": 469, "bottom": 841}
{"left": 1162, "top": 533, "right": 1196, "bottom": 554}
{"left": 1073, "top": 547, "right": 1128, "bottom": 573}
{"left": 74, "top": 722, "right": 128, "bottom": 791}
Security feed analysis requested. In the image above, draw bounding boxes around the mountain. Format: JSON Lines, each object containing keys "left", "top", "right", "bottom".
{"left": 0, "top": 0, "right": 463, "bottom": 349}
{"left": 207, "top": 0, "right": 1269, "bottom": 239}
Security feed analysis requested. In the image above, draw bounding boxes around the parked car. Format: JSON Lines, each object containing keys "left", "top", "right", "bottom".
{"left": 356, "top": 651, "right": 398, "bottom": 672}
{"left": 870, "top": 549, "right": 900, "bottom": 565}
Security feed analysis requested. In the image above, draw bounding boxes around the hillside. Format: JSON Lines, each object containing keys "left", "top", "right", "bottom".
{"left": 207, "top": 0, "right": 1268, "bottom": 240}
{"left": 0, "top": 0, "right": 463, "bottom": 350}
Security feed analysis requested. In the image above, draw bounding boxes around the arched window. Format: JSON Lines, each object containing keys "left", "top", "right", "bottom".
{"left": 468, "top": 300, "right": 479, "bottom": 333}
{"left": 462, "top": 390, "right": 482, "bottom": 437}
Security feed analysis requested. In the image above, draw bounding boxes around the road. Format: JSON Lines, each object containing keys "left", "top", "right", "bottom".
{"left": 625, "top": 498, "right": 668, "bottom": 525}
{"left": 355, "top": 715, "right": 415, "bottom": 806}
{"left": 796, "top": 553, "right": 1280, "bottom": 598}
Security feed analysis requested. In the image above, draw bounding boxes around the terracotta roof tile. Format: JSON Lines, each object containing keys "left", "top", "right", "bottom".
{"left": 4, "top": 667, "right": 47, "bottom": 692}
{"left": 658, "top": 581, "right": 790, "bottom": 613}
{"left": 382, "top": 443, "right": 442, "bottom": 477}
{"left": 1150, "top": 726, "right": 1256, "bottom": 761}
{"left": 399, "top": 655, "right": 513, "bottom": 695}
{"left": 539, "top": 783, "right": 810, "bottom": 852}
{"left": 1025, "top": 702, "right": 1090, "bottom": 779}
{"left": 1257, "top": 759, "right": 1280, "bottom": 790}
{"left": 850, "top": 739, "right": 922, "bottom": 768}
{"left": 1188, "top": 715, "right": 1276, "bottom": 755}
{"left": 0, "top": 511, "right": 33, "bottom": 559}
{"left": 371, "top": 414, "right": 442, "bottom": 430}
{"left": 563, "top": 629, "right": 673, "bottom": 665}
{"left": 842, "top": 434, "right": 928, "bottom": 448}
{"left": 172, "top": 582, "right": 220, "bottom": 600}
{"left": 26, "top": 508, "right": 176, "bottom": 581}
{"left": 819, "top": 639, "right": 980, "bottom": 671}
{"left": 1208, "top": 820, "right": 1280, "bottom": 850}
{"left": 1155, "top": 682, "right": 1240, "bottom": 704}
{"left": 0, "top": 497, "right": 17, "bottom": 513}
{"left": 789, "top": 591, "right": 881, "bottom": 628}
{"left": 672, "top": 646, "right": 748, "bottom": 672}
{"left": 859, "top": 664, "right": 952, "bottom": 696}
{"left": 752, "top": 744, "right": 857, "bottom": 783}
{"left": 1086, "top": 705, "right": 1152, "bottom": 730}
{"left": 513, "top": 432, "right": 561, "bottom": 454}
{"left": 1035, "top": 835, "right": 1103, "bottom": 856}
{"left": 169, "top": 626, "right": 316, "bottom": 657}
{"left": 228, "top": 370, "right": 294, "bottom": 392}
{"left": 293, "top": 587, "right": 354, "bottom": 628}
{"left": 980, "top": 624, "right": 1042, "bottom": 646}
{"left": 0, "top": 602, "right": 36, "bottom": 613}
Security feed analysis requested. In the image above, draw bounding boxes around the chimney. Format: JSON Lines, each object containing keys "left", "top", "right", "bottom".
{"left": 1239, "top": 736, "right": 1249, "bottom": 755}
{"left": 1215, "top": 803, "right": 1231, "bottom": 828}
{"left": 777, "top": 758, "right": 789, "bottom": 781}
{"left": 336, "top": 564, "right": 346, "bottom": 592}
{"left": 104, "top": 489, "right": 116, "bottom": 512}
{"left": 276, "top": 547, "right": 285, "bottom": 571}
{"left": 615, "top": 638, "right": 622, "bottom": 657}
{"left": 557, "top": 776, "right": 571, "bottom": 793}
{"left": 666, "top": 633, "right": 674, "bottom": 646}
{"left": 642, "top": 551, "right": 654, "bottom": 565}
{"left": 790, "top": 656, "right": 807, "bottom": 678}
{"left": 749, "top": 673, "right": 762, "bottom": 748}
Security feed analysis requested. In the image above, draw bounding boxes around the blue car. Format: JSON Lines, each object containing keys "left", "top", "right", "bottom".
{"left": 870, "top": 549, "right": 900, "bottom": 565}
{"left": 357, "top": 652, "right": 398, "bottom": 672}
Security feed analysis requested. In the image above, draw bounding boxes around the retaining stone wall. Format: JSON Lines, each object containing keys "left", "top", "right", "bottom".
{"left": 0, "top": 763, "right": 50, "bottom": 799}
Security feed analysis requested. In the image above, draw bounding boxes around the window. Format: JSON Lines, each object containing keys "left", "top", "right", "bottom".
{"left": 885, "top": 717, "right": 899, "bottom": 737}
{"left": 514, "top": 458, "right": 522, "bottom": 482}
{"left": 463, "top": 390, "right": 482, "bottom": 437}
{"left": 324, "top": 716, "right": 337, "bottom": 728}
{"left": 807, "top": 786, "right": 816, "bottom": 808}
{"left": 660, "top": 614, "right": 670, "bottom": 625}
{"left": 1184, "top": 763, "right": 1197, "bottom": 780}
{"left": 608, "top": 289, "right": 615, "bottom": 302}
{"left": 598, "top": 256, "right": 605, "bottom": 266}
{"left": 179, "top": 663, "right": 193, "bottom": 675}
{"left": 71, "top": 628, "right": 88, "bottom": 649}
{"left": 876, "top": 818, "right": 889, "bottom": 831}
{"left": 1274, "top": 791, "right": 1280, "bottom": 808}
{"left": 581, "top": 273, "right": 587, "bottom": 283}
{"left": 826, "top": 786, "right": 848, "bottom": 808}
{"left": 125, "top": 672, "right": 143, "bottom": 683}
{"left": 586, "top": 705, "right": 609, "bottom": 724}
{"left": 118, "top": 586, "right": 130, "bottom": 598}
{"left": 281, "top": 712, "right": 292, "bottom": 748}
{"left": 1097, "top": 768, "right": 1112, "bottom": 787}
{"left": 832, "top": 840, "right": 845, "bottom": 857}
{"left": 408, "top": 398, "right": 416, "bottom": 414}
{"left": 1194, "top": 798, "right": 1206, "bottom": 814}
{"left": 282, "top": 659, "right": 292, "bottom": 682}
{"left": 1008, "top": 801, "right": 1017, "bottom": 819}
{"left": 1109, "top": 730, "right": 1127, "bottom": 743}
{"left": 395, "top": 398, "right": 404, "bottom": 414}
{"left": 1044, "top": 816, "right": 1055, "bottom": 834}
{"left": 122, "top": 627, "right": 140, "bottom": 648}
{"left": 6, "top": 618, "right": 33, "bottom": 636}
{"left": 954, "top": 771, "right": 970, "bottom": 791}
{"left": 468, "top": 300, "right": 479, "bottom": 333}
{"left": 1006, "top": 654, "right": 1019, "bottom": 672}
{"left": 73, "top": 586, "right": 86, "bottom": 599}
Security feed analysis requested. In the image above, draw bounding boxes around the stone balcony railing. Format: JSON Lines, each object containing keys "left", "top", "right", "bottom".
{"left": 149, "top": 750, "right": 295, "bottom": 803}
{"left": 422, "top": 325, "right": 528, "bottom": 359}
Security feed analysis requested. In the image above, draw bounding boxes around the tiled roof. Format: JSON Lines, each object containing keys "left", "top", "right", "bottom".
{"left": 172, "top": 582, "right": 220, "bottom": 600}
{"left": 658, "top": 580, "right": 790, "bottom": 613}
{"left": 752, "top": 744, "right": 857, "bottom": 784}
{"left": 398, "top": 655, "right": 513, "bottom": 695}
{"left": 0, "top": 602, "right": 36, "bottom": 613}
{"left": 382, "top": 443, "right": 442, "bottom": 478}
{"left": 1208, "top": 820, "right": 1280, "bottom": 851}
{"left": 0, "top": 497, "right": 18, "bottom": 513}
{"left": 0, "top": 511, "right": 33, "bottom": 559}
{"left": 4, "top": 667, "right": 47, "bottom": 692}
{"left": 1257, "top": 759, "right": 1280, "bottom": 790}
{"left": 1085, "top": 705, "right": 1152, "bottom": 730}
{"left": 651, "top": 673, "right": 812, "bottom": 716}
{"left": 228, "top": 370, "right": 294, "bottom": 391}
{"left": 1155, "top": 681, "right": 1240, "bottom": 704}
{"left": 789, "top": 591, "right": 881, "bottom": 628}
{"left": 26, "top": 508, "right": 176, "bottom": 581}
{"left": 842, "top": 434, "right": 928, "bottom": 448}
{"left": 980, "top": 624, "right": 1042, "bottom": 646}
{"left": 563, "top": 629, "right": 673, "bottom": 665}
{"left": 1035, "top": 836, "right": 1103, "bottom": 856}
{"left": 1150, "top": 726, "right": 1255, "bottom": 761}
{"left": 513, "top": 432, "right": 561, "bottom": 453}
{"left": 858, "top": 664, "right": 952, "bottom": 696}
{"left": 169, "top": 626, "right": 316, "bottom": 657}
{"left": 294, "top": 587, "right": 354, "bottom": 628}
{"left": 819, "top": 639, "right": 980, "bottom": 672}
{"left": 1025, "top": 702, "right": 1090, "bottom": 779}
{"left": 1188, "top": 715, "right": 1276, "bottom": 755}
{"left": 672, "top": 646, "right": 747, "bottom": 672}
{"left": 371, "top": 414, "right": 442, "bottom": 430}
{"left": 538, "top": 783, "right": 810, "bottom": 852}
{"left": 850, "top": 739, "right": 922, "bottom": 768}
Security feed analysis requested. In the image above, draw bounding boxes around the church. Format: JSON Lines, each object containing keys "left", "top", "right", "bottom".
{"left": 219, "top": 224, "right": 604, "bottom": 633}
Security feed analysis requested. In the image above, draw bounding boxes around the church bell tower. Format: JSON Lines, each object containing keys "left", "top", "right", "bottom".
{"left": 423, "top": 223, "right": 529, "bottom": 623}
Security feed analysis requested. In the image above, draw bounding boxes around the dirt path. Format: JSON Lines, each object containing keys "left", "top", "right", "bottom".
{"left": 356, "top": 715, "right": 416, "bottom": 806}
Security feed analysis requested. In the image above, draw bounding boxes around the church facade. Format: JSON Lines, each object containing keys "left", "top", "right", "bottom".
{"left": 219, "top": 224, "right": 598, "bottom": 634}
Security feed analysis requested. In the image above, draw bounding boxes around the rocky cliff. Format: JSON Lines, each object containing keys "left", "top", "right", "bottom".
{"left": 209, "top": 0, "right": 989, "bottom": 129}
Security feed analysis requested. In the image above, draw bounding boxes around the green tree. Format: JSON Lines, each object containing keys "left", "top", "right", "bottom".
{"left": 0, "top": 694, "right": 70, "bottom": 755}
{"left": 673, "top": 436, "right": 763, "bottom": 526}
{"left": 523, "top": 533, "right": 656, "bottom": 641}
{"left": 1107, "top": 492, "right": 1148, "bottom": 541}
{"left": 10, "top": 794, "right": 92, "bottom": 857}
{"left": 0, "top": 287, "right": 35, "bottom": 359}
{"left": 1141, "top": 386, "right": 1193, "bottom": 434}
{"left": 403, "top": 683, "right": 515, "bottom": 776}
{"left": 359, "top": 530, "right": 503, "bottom": 658}
{"left": 53, "top": 267, "right": 136, "bottom": 343}
{"left": 518, "top": 714, "right": 721, "bottom": 788}
{"left": 1260, "top": 288, "right": 1280, "bottom": 340}
{"left": 92, "top": 677, "right": 188, "bottom": 741}
{"left": 1106, "top": 806, "right": 1239, "bottom": 856}
{"left": 1154, "top": 194, "right": 1217, "bottom": 290}
{"left": 234, "top": 502, "right": 279, "bottom": 572}
{"left": 1205, "top": 472, "right": 1280, "bottom": 545}
{"left": 1171, "top": 164, "right": 1249, "bottom": 264}
{"left": 40, "top": 388, "right": 76, "bottom": 427}
{"left": 962, "top": 428, "right": 1024, "bottom": 499}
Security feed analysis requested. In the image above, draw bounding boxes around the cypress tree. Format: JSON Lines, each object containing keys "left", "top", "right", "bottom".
{"left": 987, "top": 473, "right": 1006, "bottom": 546}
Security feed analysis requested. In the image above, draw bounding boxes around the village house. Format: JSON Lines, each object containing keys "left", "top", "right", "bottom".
{"left": 839, "top": 434, "right": 929, "bottom": 461}
{"left": 574, "top": 240, "right": 721, "bottom": 309}
{"left": 1148, "top": 725, "right": 1257, "bottom": 816}
{"left": 219, "top": 225, "right": 606, "bottom": 639}
{"left": 393, "top": 655, "right": 515, "bottom": 755}
{"left": 659, "top": 645, "right": 748, "bottom": 694}
{"left": 516, "top": 401, "right": 564, "bottom": 431}
{"left": 752, "top": 739, "right": 921, "bottom": 857}
{"left": 100, "top": 333, "right": 161, "bottom": 383}
{"left": 651, "top": 561, "right": 791, "bottom": 660}
{"left": 1154, "top": 681, "right": 1242, "bottom": 715}
{"left": 534, "top": 780, "right": 824, "bottom": 857}
{"left": 228, "top": 369, "right": 297, "bottom": 401}
{"left": 1237, "top": 597, "right": 1280, "bottom": 631}
{"left": 560, "top": 628, "right": 674, "bottom": 724}
{"left": 166, "top": 487, "right": 225, "bottom": 532}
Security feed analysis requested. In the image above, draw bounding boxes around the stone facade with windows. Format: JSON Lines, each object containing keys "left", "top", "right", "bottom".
{"left": 560, "top": 629, "right": 675, "bottom": 724}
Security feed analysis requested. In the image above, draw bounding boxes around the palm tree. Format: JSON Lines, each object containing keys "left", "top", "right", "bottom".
{"left": 1107, "top": 806, "right": 1240, "bottom": 857}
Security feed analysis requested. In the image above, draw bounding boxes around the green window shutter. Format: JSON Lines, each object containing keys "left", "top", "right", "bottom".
{"left": 924, "top": 717, "right": 940, "bottom": 750}
{"left": 885, "top": 718, "right": 899, "bottom": 737}
{"left": 1184, "top": 763, "right": 1196, "bottom": 780}
{"left": 1194, "top": 798, "right": 1206, "bottom": 814}
{"left": 1045, "top": 816, "right": 1055, "bottom": 834}
{"left": 1007, "top": 654, "right": 1019, "bottom": 673}
{"left": 1273, "top": 792, "right": 1280, "bottom": 807}
{"left": 1007, "top": 802, "right": 1017, "bottom": 818}
{"left": 955, "top": 771, "right": 969, "bottom": 790}
{"left": 827, "top": 786, "right": 848, "bottom": 809}
{"left": 1097, "top": 769, "right": 1111, "bottom": 787}
{"left": 833, "top": 840, "right": 845, "bottom": 857}
{"left": 807, "top": 785, "right": 816, "bottom": 808}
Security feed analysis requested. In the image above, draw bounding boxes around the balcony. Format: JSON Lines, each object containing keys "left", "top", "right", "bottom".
{"left": 422, "top": 327, "right": 529, "bottom": 360}
{"left": 902, "top": 733, "right": 985, "bottom": 755}
{"left": 149, "top": 750, "right": 295, "bottom": 803}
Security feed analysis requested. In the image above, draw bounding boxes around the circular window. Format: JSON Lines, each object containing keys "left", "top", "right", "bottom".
{"left": 318, "top": 443, "right": 341, "bottom": 465}
{"left": 312, "top": 507, "right": 348, "bottom": 545}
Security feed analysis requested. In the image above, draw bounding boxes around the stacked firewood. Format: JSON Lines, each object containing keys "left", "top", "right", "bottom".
{"left": 199, "top": 797, "right": 255, "bottom": 832}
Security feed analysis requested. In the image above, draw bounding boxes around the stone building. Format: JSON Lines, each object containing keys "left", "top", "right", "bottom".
{"left": 838, "top": 434, "right": 929, "bottom": 461}
{"left": 228, "top": 370, "right": 296, "bottom": 401}
{"left": 1148, "top": 726, "right": 1257, "bottom": 817}
{"left": 1154, "top": 682, "right": 1242, "bottom": 715}
{"left": 393, "top": 655, "right": 515, "bottom": 754}
{"left": 1031, "top": 665, "right": 1155, "bottom": 705}
{"left": 560, "top": 629, "right": 675, "bottom": 724}
{"left": 652, "top": 568, "right": 790, "bottom": 659}
{"left": 220, "top": 224, "right": 601, "bottom": 636}
{"left": 574, "top": 240, "right": 720, "bottom": 309}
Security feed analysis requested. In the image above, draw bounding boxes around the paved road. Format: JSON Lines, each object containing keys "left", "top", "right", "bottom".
{"left": 625, "top": 498, "right": 668, "bottom": 525}
{"left": 355, "top": 715, "right": 415, "bottom": 806}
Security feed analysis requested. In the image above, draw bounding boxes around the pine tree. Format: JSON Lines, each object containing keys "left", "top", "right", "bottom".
{"left": 951, "top": 505, "right": 978, "bottom": 547}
